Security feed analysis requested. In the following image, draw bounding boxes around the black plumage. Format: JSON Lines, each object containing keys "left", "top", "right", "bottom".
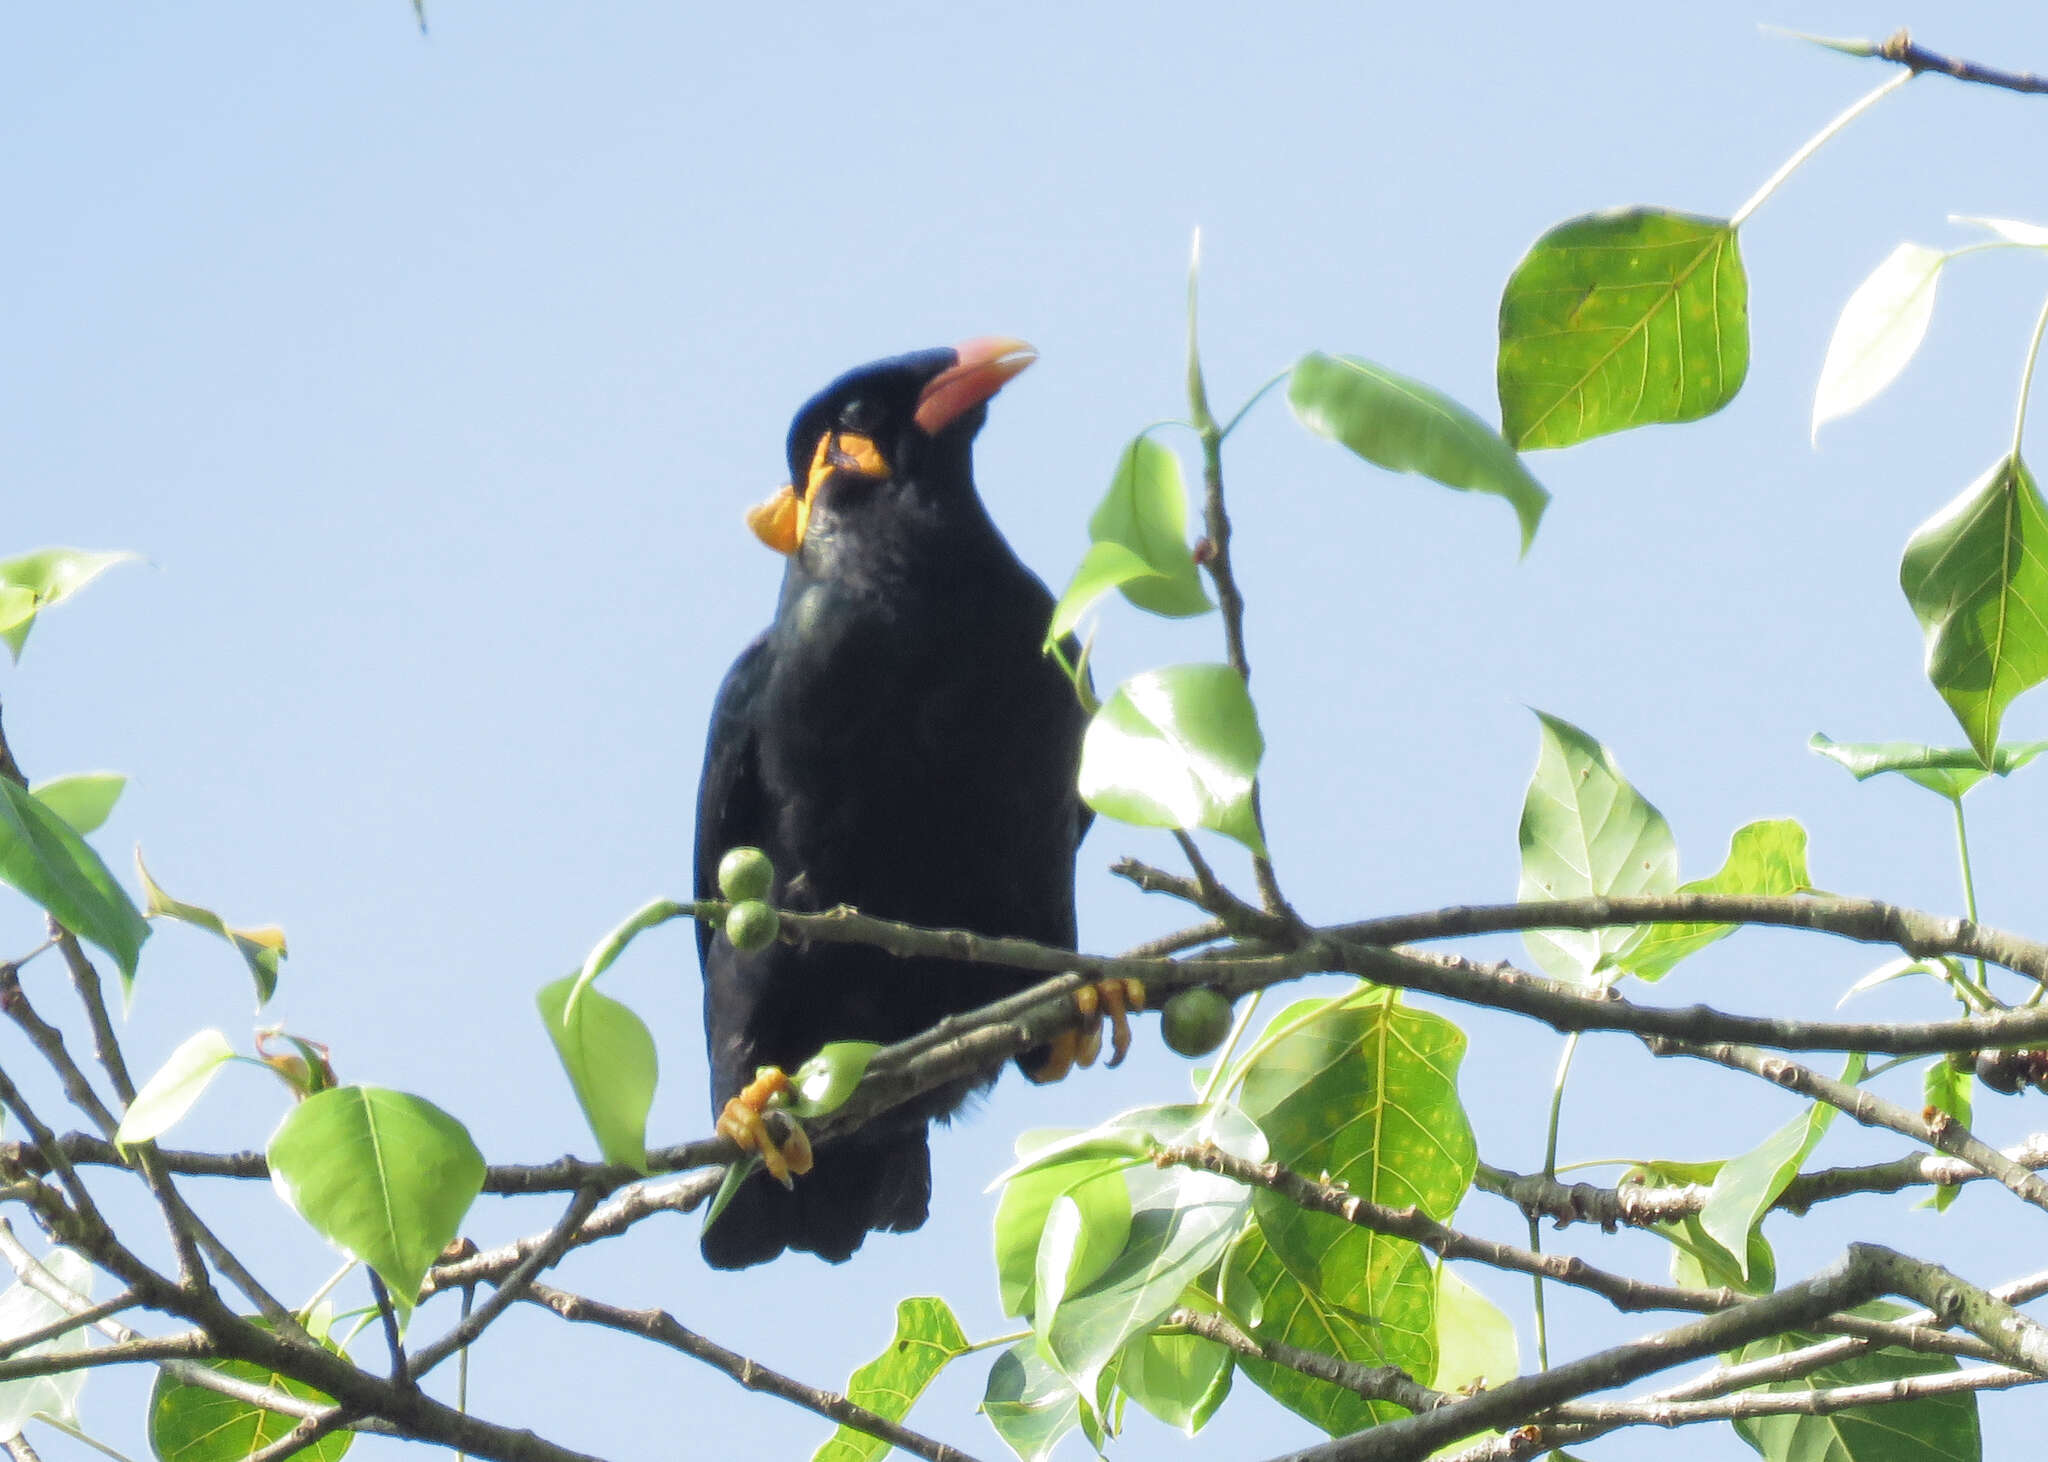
{"left": 694, "top": 340, "right": 1088, "bottom": 1269}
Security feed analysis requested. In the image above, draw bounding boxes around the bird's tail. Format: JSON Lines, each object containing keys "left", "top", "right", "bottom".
{"left": 699, "top": 1127, "right": 931, "bottom": 1270}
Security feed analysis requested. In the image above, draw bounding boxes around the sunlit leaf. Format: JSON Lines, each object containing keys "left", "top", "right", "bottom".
{"left": 1812, "top": 243, "right": 1945, "bottom": 438}
{"left": 1116, "top": 1289, "right": 1232, "bottom": 1436}
{"left": 812, "top": 1298, "right": 970, "bottom": 1462}
{"left": 1433, "top": 1265, "right": 1518, "bottom": 1396}
{"left": 28, "top": 773, "right": 126, "bottom": 837}
{"left": 0, "top": 779, "right": 149, "bottom": 991}
{"left": 1899, "top": 453, "right": 2048, "bottom": 763}
{"left": 1517, "top": 711, "right": 1677, "bottom": 984}
{"left": 982, "top": 1341, "right": 1082, "bottom": 1462}
{"left": 1837, "top": 955, "right": 1963, "bottom": 1009}
{"left": 1498, "top": 208, "right": 1748, "bottom": 450}
{"left": 116, "top": 1028, "right": 236, "bottom": 1149}
{"left": 148, "top": 1315, "right": 351, "bottom": 1462}
{"left": 1732, "top": 1303, "right": 1981, "bottom": 1462}
{"left": 1288, "top": 351, "right": 1549, "bottom": 551}
{"left": 1222, "top": 1221, "right": 1421, "bottom": 1434}
{"left": 266, "top": 1085, "right": 485, "bottom": 1317}
{"left": 1615, "top": 819, "right": 1811, "bottom": 982}
{"left": 0, "top": 1248, "right": 93, "bottom": 1440}
{"left": 1923, "top": 1059, "right": 1973, "bottom": 1213}
{"left": 1235, "top": 990, "right": 1471, "bottom": 1397}
{"left": 1952, "top": 215, "right": 2048, "bottom": 249}
{"left": 1048, "top": 542, "right": 1164, "bottom": 645}
{"left": 1701, "top": 1054, "right": 1864, "bottom": 1279}
{"left": 789, "top": 1041, "right": 881, "bottom": 1118}
{"left": 1086, "top": 437, "right": 1212, "bottom": 619}
{"left": 135, "top": 849, "right": 285, "bottom": 1005}
{"left": 0, "top": 547, "right": 139, "bottom": 661}
{"left": 1033, "top": 1105, "right": 1265, "bottom": 1408}
{"left": 1078, "top": 664, "right": 1265, "bottom": 854}
{"left": 537, "top": 976, "right": 657, "bottom": 1173}
{"left": 1034, "top": 1170, "right": 1134, "bottom": 1338}
{"left": 1809, "top": 733, "right": 2048, "bottom": 800}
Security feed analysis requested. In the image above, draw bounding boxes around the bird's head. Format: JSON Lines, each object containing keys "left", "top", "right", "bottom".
{"left": 746, "top": 337, "right": 1036, "bottom": 558}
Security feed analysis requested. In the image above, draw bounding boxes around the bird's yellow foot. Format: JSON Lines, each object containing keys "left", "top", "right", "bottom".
{"left": 1025, "top": 978, "right": 1147, "bottom": 1084}
{"left": 716, "top": 1067, "right": 814, "bottom": 1187}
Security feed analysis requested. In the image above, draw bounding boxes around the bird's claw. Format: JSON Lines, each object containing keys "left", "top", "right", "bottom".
{"left": 1027, "top": 977, "right": 1147, "bottom": 1083}
{"left": 716, "top": 1067, "right": 814, "bottom": 1188}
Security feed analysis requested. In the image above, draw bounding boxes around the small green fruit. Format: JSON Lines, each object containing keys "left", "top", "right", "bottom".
{"left": 1161, "top": 987, "right": 1233, "bottom": 1058}
{"left": 717, "top": 846, "right": 775, "bottom": 903}
{"left": 725, "top": 900, "right": 780, "bottom": 953}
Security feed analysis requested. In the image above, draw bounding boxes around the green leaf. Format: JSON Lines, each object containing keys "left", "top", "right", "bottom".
{"left": 1235, "top": 990, "right": 1472, "bottom": 1397}
{"left": 1078, "top": 664, "right": 1266, "bottom": 854}
{"left": 1497, "top": 208, "right": 1748, "bottom": 450}
{"left": 1222, "top": 1220, "right": 1421, "bottom": 1434}
{"left": 1616, "top": 819, "right": 1812, "bottom": 982}
{"left": 812, "top": 1298, "right": 970, "bottom": 1462}
{"left": 1047, "top": 542, "right": 1165, "bottom": 645}
{"left": 134, "top": 849, "right": 286, "bottom": 1005}
{"left": 1701, "top": 1054, "right": 1865, "bottom": 1279}
{"left": 1952, "top": 215, "right": 2048, "bottom": 249}
{"left": 1732, "top": 1304, "right": 1981, "bottom": 1462}
{"left": 1032, "top": 1104, "right": 1266, "bottom": 1407}
{"left": 1900, "top": 453, "right": 2048, "bottom": 763}
{"left": 1837, "top": 955, "right": 1965, "bottom": 1008}
{"left": 995, "top": 1131, "right": 1121, "bottom": 1317}
{"left": 1812, "top": 243, "right": 1946, "bottom": 439}
{"left": 1288, "top": 352, "right": 1549, "bottom": 552}
{"left": 789, "top": 1041, "right": 882, "bottom": 1118}
{"left": 982, "top": 1341, "right": 1082, "bottom": 1462}
{"left": 1516, "top": 711, "right": 1678, "bottom": 984}
{"left": 0, "top": 1247, "right": 93, "bottom": 1439}
{"left": 116, "top": 1029, "right": 236, "bottom": 1149}
{"left": 1923, "top": 1058, "right": 1973, "bottom": 1213}
{"left": 1035, "top": 1170, "right": 1134, "bottom": 1334}
{"left": 266, "top": 1085, "right": 486, "bottom": 1317}
{"left": 1809, "top": 733, "right": 2048, "bottom": 799}
{"left": 1115, "top": 1289, "right": 1232, "bottom": 1436}
{"left": 0, "top": 547, "right": 139, "bottom": 662}
{"left": 1087, "top": 437, "right": 1212, "bottom": 619}
{"left": 536, "top": 977, "right": 657, "bottom": 1173}
{"left": 148, "top": 1316, "right": 352, "bottom": 1462}
{"left": 0, "top": 779, "right": 149, "bottom": 992}
{"left": 28, "top": 773, "right": 126, "bottom": 836}
{"left": 1433, "top": 1266, "right": 1517, "bottom": 1397}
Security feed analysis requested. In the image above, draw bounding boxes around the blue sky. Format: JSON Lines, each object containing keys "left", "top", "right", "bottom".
{"left": 5, "top": 3, "right": 2048, "bottom": 1458}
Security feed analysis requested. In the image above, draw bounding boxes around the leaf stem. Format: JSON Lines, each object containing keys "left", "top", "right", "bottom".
{"left": 1198, "top": 988, "right": 1265, "bottom": 1105}
{"left": 28, "top": 1418, "right": 134, "bottom": 1462}
{"left": 2012, "top": 284, "right": 2048, "bottom": 459}
{"left": 959, "top": 1329, "right": 1032, "bottom": 1357}
{"left": 1219, "top": 368, "right": 1294, "bottom": 441}
{"left": 1729, "top": 70, "right": 1914, "bottom": 229}
{"left": 1529, "top": 1029, "right": 1584, "bottom": 1371}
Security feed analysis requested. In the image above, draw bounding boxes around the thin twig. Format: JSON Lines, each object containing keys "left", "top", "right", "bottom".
{"left": 408, "top": 1188, "right": 602, "bottom": 1377}
{"left": 1167, "top": 1306, "right": 1448, "bottom": 1415}
{"left": 1876, "top": 27, "right": 2048, "bottom": 96}
{"left": 521, "top": 1283, "right": 987, "bottom": 1462}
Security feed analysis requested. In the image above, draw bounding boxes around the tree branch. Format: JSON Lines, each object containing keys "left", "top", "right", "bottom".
{"left": 1873, "top": 27, "right": 2048, "bottom": 96}
{"left": 1476, "top": 1133, "right": 2048, "bottom": 1230}
{"left": 521, "top": 1282, "right": 987, "bottom": 1462}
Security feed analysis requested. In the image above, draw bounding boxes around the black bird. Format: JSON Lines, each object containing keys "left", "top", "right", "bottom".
{"left": 694, "top": 339, "right": 1132, "bottom": 1269}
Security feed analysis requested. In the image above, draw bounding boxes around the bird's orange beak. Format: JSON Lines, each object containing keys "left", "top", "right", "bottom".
{"left": 913, "top": 336, "right": 1037, "bottom": 435}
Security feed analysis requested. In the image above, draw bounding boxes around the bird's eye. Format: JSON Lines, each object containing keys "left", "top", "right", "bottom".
{"left": 839, "top": 399, "right": 876, "bottom": 433}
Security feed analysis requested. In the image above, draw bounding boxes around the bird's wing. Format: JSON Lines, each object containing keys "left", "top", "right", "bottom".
{"left": 694, "top": 633, "right": 773, "bottom": 970}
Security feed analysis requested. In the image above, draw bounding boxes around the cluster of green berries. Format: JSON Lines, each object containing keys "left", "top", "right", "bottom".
{"left": 717, "top": 847, "right": 779, "bottom": 951}
{"left": 715, "top": 845, "right": 1238, "bottom": 1061}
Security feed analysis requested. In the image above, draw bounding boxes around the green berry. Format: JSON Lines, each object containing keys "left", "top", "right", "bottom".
{"left": 725, "top": 900, "right": 780, "bottom": 953}
{"left": 717, "top": 846, "right": 775, "bottom": 903}
{"left": 1161, "top": 988, "right": 1234, "bottom": 1058}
